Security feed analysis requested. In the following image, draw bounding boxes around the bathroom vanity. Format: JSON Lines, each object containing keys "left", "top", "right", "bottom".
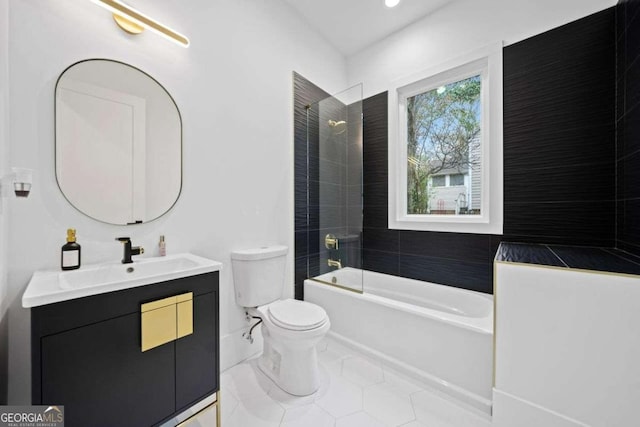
{"left": 23, "top": 254, "right": 221, "bottom": 427}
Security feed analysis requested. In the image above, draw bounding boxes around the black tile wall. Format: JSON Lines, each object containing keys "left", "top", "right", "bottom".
{"left": 503, "top": 7, "right": 617, "bottom": 247}
{"left": 617, "top": 0, "right": 640, "bottom": 256}
{"left": 359, "top": 8, "right": 618, "bottom": 294}
{"left": 361, "top": 92, "right": 498, "bottom": 294}
{"left": 296, "top": 6, "right": 629, "bottom": 298}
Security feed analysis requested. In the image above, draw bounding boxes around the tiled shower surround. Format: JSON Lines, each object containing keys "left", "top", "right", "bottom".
{"left": 503, "top": 8, "right": 616, "bottom": 247}
{"left": 616, "top": 0, "right": 640, "bottom": 255}
{"left": 296, "top": 5, "right": 638, "bottom": 296}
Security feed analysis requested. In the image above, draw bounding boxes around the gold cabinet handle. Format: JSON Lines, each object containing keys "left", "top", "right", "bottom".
{"left": 141, "top": 292, "right": 193, "bottom": 352}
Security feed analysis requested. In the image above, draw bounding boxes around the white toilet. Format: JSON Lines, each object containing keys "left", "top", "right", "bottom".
{"left": 231, "top": 245, "right": 330, "bottom": 396}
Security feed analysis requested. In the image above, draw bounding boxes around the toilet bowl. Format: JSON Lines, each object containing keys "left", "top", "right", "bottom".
{"left": 250, "top": 299, "right": 330, "bottom": 396}
{"left": 231, "top": 246, "right": 331, "bottom": 396}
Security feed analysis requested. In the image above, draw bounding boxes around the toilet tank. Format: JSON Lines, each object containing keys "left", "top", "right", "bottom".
{"left": 231, "top": 245, "right": 288, "bottom": 307}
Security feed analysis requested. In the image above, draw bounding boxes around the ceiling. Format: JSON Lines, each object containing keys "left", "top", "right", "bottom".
{"left": 282, "top": 0, "right": 454, "bottom": 56}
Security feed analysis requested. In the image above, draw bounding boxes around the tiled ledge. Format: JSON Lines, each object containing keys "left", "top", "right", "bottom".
{"left": 495, "top": 242, "right": 640, "bottom": 277}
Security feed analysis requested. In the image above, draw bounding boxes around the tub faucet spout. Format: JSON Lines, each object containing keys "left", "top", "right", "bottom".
{"left": 327, "top": 258, "right": 342, "bottom": 269}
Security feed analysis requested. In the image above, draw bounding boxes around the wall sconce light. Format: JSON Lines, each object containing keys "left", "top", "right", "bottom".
{"left": 90, "top": 0, "right": 190, "bottom": 48}
{"left": 1, "top": 167, "right": 33, "bottom": 198}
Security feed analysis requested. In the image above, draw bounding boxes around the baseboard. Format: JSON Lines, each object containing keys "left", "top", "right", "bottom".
{"left": 220, "top": 328, "right": 263, "bottom": 372}
{"left": 492, "top": 389, "right": 588, "bottom": 427}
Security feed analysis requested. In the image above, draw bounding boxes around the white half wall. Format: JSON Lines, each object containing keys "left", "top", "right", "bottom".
{"left": 494, "top": 262, "right": 640, "bottom": 426}
{"left": 5, "top": 0, "right": 346, "bottom": 403}
{"left": 347, "top": 0, "right": 617, "bottom": 98}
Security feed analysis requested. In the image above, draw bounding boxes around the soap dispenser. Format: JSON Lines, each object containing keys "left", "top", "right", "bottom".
{"left": 159, "top": 235, "right": 166, "bottom": 256}
{"left": 61, "top": 228, "right": 81, "bottom": 270}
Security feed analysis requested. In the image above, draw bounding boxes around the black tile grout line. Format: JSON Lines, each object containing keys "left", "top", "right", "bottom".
{"left": 503, "top": 160, "right": 616, "bottom": 173}
{"left": 624, "top": 51, "right": 640, "bottom": 76}
{"left": 504, "top": 199, "right": 618, "bottom": 205}
{"left": 624, "top": 3, "right": 640, "bottom": 34}
{"left": 619, "top": 95, "right": 640, "bottom": 120}
{"left": 545, "top": 246, "right": 571, "bottom": 268}
{"left": 617, "top": 239, "right": 640, "bottom": 250}
{"left": 361, "top": 248, "right": 400, "bottom": 256}
{"left": 603, "top": 248, "right": 640, "bottom": 267}
{"left": 615, "top": 196, "right": 640, "bottom": 201}
{"left": 391, "top": 251, "right": 494, "bottom": 267}
{"left": 503, "top": 45, "right": 616, "bottom": 81}
{"left": 503, "top": 123, "right": 616, "bottom": 138}
{"left": 617, "top": 135, "right": 640, "bottom": 162}
{"left": 502, "top": 236, "right": 615, "bottom": 246}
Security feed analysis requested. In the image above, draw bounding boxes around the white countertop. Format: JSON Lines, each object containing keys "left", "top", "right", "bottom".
{"left": 22, "top": 253, "right": 223, "bottom": 308}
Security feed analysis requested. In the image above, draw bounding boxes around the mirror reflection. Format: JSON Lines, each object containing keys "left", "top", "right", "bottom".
{"left": 55, "top": 59, "right": 182, "bottom": 225}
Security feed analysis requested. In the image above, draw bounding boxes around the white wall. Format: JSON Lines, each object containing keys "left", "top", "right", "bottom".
{"left": 347, "top": 0, "right": 617, "bottom": 98}
{"left": 0, "top": 0, "right": 10, "bottom": 405}
{"left": 5, "top": 0, "right": 347, "bottom": 403}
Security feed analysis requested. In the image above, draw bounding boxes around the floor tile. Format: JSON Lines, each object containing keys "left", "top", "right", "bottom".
{"left": 315, "top": 374, "right": 363, "bottom": 418}
{"left": 399, "top": 421, "right": 429, "bottom": 427}
{"left": 221, "top": 389, "right": 239, "bottom": 421}
{"left": 281, "top": 403, "right": 336, "bottom": 427}
{"left": 382, "top": 369, "right": 424, "bottom": 395}
{"left": 336, "top": 411, "right": 386, "bottom": 427}
{"left": 363, "top": 383, "right": 416, "bottom": 426}
{"left": 268, "top": 382, "right": 318, "bottom": 409}
{"left": 318, "top": 340, "right": 354, "bottom": 366}
{"left": 223, "top": 359, "right": 274, "bottom": 402}
{"left": 225, "top": 394, "right": 284, "bottom": 427}
{"left": 411, "top": 390, "right": 491, "bottom": 427}
{"left": 198, "top": 336, "right": 493, "bottom": 427}
{"left": 342, "top": 356, "right": 384, "bottom": 387}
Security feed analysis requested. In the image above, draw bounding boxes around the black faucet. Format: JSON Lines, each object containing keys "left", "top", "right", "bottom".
{"left": 116, "top": 237, "right": 144, "bottom": 264}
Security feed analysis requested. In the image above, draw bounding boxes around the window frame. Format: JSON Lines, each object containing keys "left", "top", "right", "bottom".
{"left": 388, "top": 44, "right": 503, "bottom": 234}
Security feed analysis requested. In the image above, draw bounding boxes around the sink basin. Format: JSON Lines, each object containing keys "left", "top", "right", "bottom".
{"left": 59, "top": 256, "right": 201, "bottom": 289}
{"left": 23, "top": 253, "right": 222, "bottom": 308}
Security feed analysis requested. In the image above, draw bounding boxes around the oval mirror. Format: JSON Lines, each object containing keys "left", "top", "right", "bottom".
{"left": 55, "top": 59, "right": 182, "bottom": 225}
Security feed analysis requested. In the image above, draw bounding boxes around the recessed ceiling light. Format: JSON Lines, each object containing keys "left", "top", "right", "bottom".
{"left": 385, "top": 0, "right": 400, "bottom": 8}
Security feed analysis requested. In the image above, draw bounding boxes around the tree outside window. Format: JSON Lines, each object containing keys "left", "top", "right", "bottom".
{"left": 406, "top": 75, "right": 481, "bottom": 215}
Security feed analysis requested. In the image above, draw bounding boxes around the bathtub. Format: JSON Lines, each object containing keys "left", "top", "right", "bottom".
{"left": 304, "top": 268, "right": 493, "bottom": 414}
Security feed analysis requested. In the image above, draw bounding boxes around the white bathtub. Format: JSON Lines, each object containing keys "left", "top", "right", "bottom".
{"left": 304, "top": 268, "right": 493, "bottom": 414}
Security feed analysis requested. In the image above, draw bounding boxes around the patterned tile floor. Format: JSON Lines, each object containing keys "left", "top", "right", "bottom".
{"left": 185, "top": 336, "right": 491, "bottom": 427}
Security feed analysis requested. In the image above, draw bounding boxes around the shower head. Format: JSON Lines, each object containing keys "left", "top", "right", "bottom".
{"left": 328, "top": 119, "right": 347, "bottom": 135}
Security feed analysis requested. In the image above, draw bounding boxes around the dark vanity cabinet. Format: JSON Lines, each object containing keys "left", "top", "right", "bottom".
{"left": 30, "top": 272, "right": 219, "bottom": 427}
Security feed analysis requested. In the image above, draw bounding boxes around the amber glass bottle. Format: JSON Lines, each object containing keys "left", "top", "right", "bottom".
{"left": 61, "top": 228, "right": 81, "bottom": 270}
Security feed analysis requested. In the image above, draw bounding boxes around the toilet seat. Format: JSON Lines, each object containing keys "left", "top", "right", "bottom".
{"left": 267, "top": 299, "right": 328, "bottom": 331}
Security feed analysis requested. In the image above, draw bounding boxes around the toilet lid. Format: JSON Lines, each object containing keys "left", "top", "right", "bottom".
{"left": 268, "top": 299, "right": 328, "bottom": 331}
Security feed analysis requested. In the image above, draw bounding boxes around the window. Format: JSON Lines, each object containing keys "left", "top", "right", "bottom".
{"left": 449, "top": 174, "right": 465, "bottom": 186}
{"left": 431, "top": 175, "right": 446, "bottom": 187}
{"left": 388, "top": 45, "right": 503, "bottom": 234}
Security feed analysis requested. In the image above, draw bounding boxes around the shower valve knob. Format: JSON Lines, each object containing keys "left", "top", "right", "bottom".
{"left": 325, "top": 234, "right": 339, "bottom": 250}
